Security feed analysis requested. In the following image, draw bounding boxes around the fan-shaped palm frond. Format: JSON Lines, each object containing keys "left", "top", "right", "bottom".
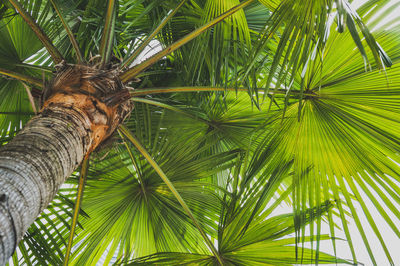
{"left": 61, "top": 102, "right": 238, "bottom": 264}
{"left": 124, "top": 143, "right": 351, "bottom": 265}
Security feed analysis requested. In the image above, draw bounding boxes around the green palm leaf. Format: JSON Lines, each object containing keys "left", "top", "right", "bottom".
{"left": 126, "top": 143, "right": 351, "bottom": 265}
{"left": 61, "top": 103, "right": 238, "bottom": 264}
{"left": 257, "top": 21, "right": 400, "bottom": 264}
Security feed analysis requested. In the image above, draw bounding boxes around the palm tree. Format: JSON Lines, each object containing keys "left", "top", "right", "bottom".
{"left": 0, "top": 0, "right": 399, "bottom": 265}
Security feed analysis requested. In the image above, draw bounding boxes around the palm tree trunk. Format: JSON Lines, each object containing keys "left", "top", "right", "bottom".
{"left": 0, "top": 64, "right": 132, "bottom": 264}
{"left": 0, "top": 106, "right": 92, "bottom": 264}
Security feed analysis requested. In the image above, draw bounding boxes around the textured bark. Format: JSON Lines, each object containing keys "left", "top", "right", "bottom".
{"left": 0, "top": 64, "right": 132, "bottom": 264}
{"left": 0, "top": 107, "right": 91, "bottom": 264}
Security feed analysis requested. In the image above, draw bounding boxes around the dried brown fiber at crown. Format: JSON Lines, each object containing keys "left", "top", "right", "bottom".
{"left": 41, "top": 62, "right": 133, "bottom": 153}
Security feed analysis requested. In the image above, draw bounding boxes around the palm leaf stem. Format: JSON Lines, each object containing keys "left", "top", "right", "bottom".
{"left": 0, "top": 111, "right": 35, "bottom": 115}
{"left": 0, "top": 67, "right": 42, "bottom": 87}
{"left": 119, "top": 0, "right": 255, "bottom": 82}
{"left": 15, "top": 63, "right": 53, "bottom": 73}
{"left": 63, "top": 155, "right": 90, "bottom": 266}
{"left": 121, "top": 0, "right": 187, "bottom": 69}
{"left": 117, "top": 129, "right": 147, "bottom": 201}
{"left": 99, "top": 0, "right": 117, "bottom": 68}
{"left": 49, "top": 0, "right": 83, "bottom": 63}
{"left": 131, "top": 86, "right": 316, "bottom": 97}
{"left": 131, "top": 87, "right": 247, "bottom": 96}
{"left": 130, "top": 97, "right": 210, "bottom": 124}
{"left": 118, "top": 125, "right": 224, "bottom": 265}
{"left": 21, "top": 82, "right": 37, "bottom": 114}
{"left": 8, "top": 0, "right": 64, "bottom": 64}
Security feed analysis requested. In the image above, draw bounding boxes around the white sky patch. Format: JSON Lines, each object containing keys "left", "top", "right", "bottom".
{"left": 353, "top": 0, "right": 400, "bottom": 31}
{"left": 131, "top": 39, "right": 163, "bottom": 66}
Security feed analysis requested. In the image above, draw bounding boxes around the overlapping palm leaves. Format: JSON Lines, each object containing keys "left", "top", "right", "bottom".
{"left": 0, "top": 0, "right": 399, "bottom": 265}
